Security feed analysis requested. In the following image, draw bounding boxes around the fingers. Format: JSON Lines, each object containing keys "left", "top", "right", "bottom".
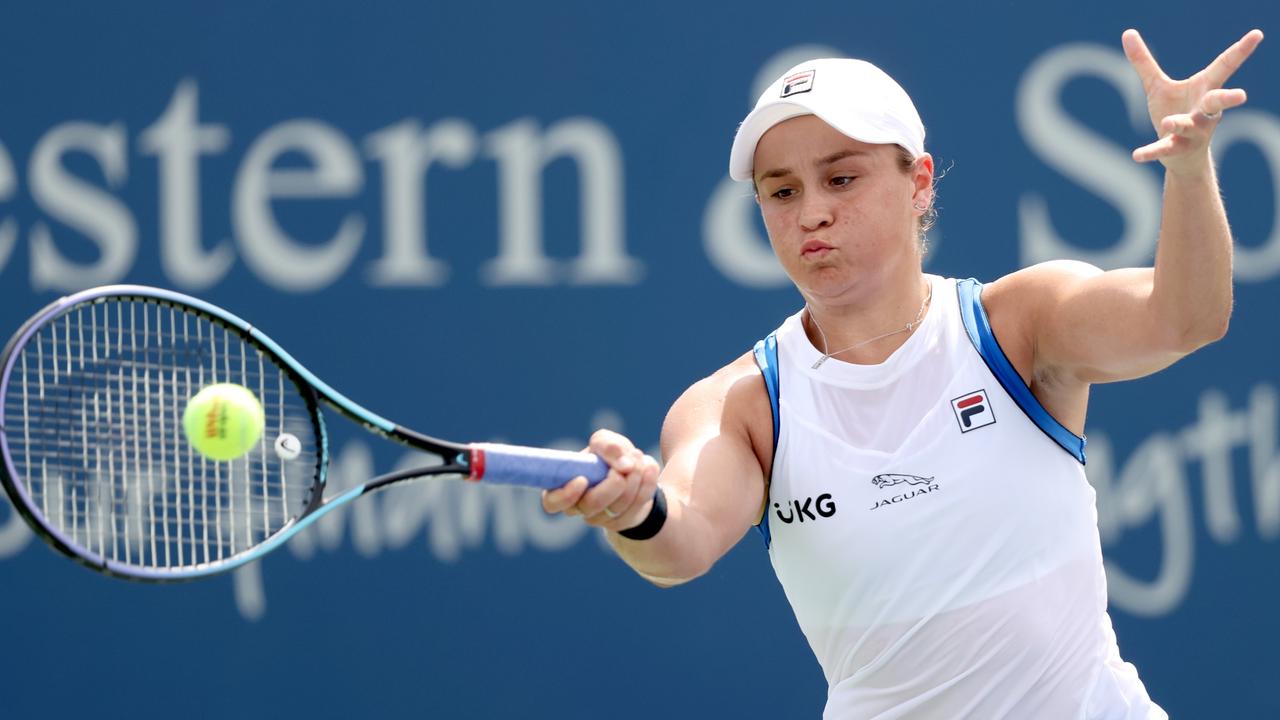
{"left": 1132, "top": 126, "right": 1212, "bottom": 164}
{"left": 540, "top": 428, "right": 663, "bottom": 532}
{"left": 569, "top": 428, "right": 638, "bottom": 519}
{"left": 600, "top": 454, "right": 661, "bottom": 532}
{"left": 588, "top": 428, "right": 638, "bottom": 467}
{"left": 1126, "top": 28, "right": 1264, "bottom": 97}
{"left": 1200, "top": 29, "right": 1265, "bottom": 88}
{"left": 540, "top": 428, "right": 636, "bottom": 518}
{"left": 1159, "top": 113, "right": 1209, "bottom": 140}
{"left": 575, "top": 451, "right": 661, "bottom": 530}
{"left": 1135, "top": 87, "right": 1249, "bottom": 164}
{"left": 1132, "top": 134, "right": 1177, "bottom": 164}
{"left": 1197, "top": 87, "right": 1249, "bottom": 118}
{"left": 542, "top": 476, "right": 589, "bottom": 515}
{"left": 1161, "top": 114, "right": 1199, "bottom": 136}
{"left": 1122, "top": 29, "right": 1166, "bottom": 91}
{"left": 1123, "top": 28, "right": 1262, "bottom": 169}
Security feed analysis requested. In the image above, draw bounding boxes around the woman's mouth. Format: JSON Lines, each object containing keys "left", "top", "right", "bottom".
{"left": 801, "top": 240, "right": 835, "bottom": 257}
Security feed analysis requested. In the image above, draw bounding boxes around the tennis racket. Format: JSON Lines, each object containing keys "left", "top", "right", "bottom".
{"left": 0, "top": 285, "right": 608, "bottom": 581}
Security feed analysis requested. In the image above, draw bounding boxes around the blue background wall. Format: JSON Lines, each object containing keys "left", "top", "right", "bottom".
{"left": 1, "top": 2, "right": 1277, "bottom": 717}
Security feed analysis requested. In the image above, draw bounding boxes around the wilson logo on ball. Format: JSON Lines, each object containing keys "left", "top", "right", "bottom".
{"left": 204, "top": 397, "right": 225, "bottom": 439}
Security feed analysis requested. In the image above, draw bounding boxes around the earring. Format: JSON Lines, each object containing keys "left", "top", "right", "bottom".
{"left": 912, "top": 202, "right": 927, "bottom": 211}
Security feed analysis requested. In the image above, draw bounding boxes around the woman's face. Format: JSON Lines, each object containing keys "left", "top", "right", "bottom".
{"left": 753, "top": 115, "right": 932, "bottom": 304}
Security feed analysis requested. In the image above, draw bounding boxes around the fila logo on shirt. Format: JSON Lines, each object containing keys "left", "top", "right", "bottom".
{"left": 951, "top": 389, "right": 996, "bottom": 433}
{"left": 774, "top": 493, "right": 836, "bottom": 524}
{"left": 780, "top": 69, "right": 815, "bottom": 97}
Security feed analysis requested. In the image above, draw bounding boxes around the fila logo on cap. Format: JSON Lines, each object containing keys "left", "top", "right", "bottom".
{"left": 780, "top": 69, "right": 815, "bottom": 98}
{"left": 951, "top": 390, "right": 996, "bottom": 432}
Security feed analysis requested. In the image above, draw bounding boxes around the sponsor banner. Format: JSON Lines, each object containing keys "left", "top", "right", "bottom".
{"left": 0, "top": 3, "right": 1276, "bottom": 718}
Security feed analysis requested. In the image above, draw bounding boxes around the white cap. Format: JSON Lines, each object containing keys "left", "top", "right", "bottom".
{"left": 728, "top": 58, "right": 925, "bottom": 182}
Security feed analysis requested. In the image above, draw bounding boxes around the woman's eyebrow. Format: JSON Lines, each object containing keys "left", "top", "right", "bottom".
{"left": 819, "top": 149, "right": 870, "bottom": 166}
{"left": 757, "top": 149, "right": 871, "bottom": 182}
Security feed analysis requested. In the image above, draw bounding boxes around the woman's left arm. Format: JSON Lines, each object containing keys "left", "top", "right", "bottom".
{"left": 993, "top": 28, "right": 1264, "bottom": 386}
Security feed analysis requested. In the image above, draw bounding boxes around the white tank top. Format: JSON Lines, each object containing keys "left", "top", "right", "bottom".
{"left": 753, "top": 275, "right": 1166, "bottom": 720}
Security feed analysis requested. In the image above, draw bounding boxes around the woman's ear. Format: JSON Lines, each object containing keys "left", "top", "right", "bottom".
{"left": 911, "top": 153, "right": 935, "bottom": 210}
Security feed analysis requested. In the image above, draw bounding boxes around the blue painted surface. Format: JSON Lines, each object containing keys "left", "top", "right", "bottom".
{"left": 0, "top": 2, "right": 1277, "bottom": 718}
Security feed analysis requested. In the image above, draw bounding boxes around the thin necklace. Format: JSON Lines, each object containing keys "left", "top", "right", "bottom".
{"left": 807, "top": 281, "right": 933, "bottom": 369}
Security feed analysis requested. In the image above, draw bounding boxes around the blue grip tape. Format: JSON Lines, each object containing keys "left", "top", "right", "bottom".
{"left": 475, "top": 443, "right": 609, "bottom": 489}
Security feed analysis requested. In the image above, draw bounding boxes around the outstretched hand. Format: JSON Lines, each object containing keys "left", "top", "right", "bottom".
{"left": 1123, "top": 28, "right": 1264, "bottom": 173}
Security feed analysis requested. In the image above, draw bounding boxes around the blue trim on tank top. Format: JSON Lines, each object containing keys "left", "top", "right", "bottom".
{"left": 752, "top": 333, "right": 780, "bottom": 548}
{"left": 956, "top": 278, "right": 1087, "bottom": 464}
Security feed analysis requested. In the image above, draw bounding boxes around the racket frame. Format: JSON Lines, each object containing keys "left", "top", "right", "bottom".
{"left": 0, "top": 285, "right": 477, "bottom": 581}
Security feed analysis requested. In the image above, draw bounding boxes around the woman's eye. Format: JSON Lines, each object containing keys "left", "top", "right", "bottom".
{"left": 831, "top": 175, "right": 856, "bottom": 187}
{"left": 771, "top": 187, "right": 795, "bottom": 199}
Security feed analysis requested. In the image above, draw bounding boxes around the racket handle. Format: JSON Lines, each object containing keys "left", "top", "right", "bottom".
{"left": 468, "top": 443, "right": 609, "bottom": 489}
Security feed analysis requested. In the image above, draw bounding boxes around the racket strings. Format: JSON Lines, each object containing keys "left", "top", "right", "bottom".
{"left": 3, "top": 300, "right": 320, "bottom": 571}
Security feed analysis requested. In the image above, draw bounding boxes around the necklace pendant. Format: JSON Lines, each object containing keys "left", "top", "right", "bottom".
{"left": 812, "top": 355, "right": 830, "bottom": 369}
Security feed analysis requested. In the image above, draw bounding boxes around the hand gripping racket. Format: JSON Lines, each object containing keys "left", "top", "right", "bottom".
{"left": 0, "top": 285, "right": 608, "bottom": 581}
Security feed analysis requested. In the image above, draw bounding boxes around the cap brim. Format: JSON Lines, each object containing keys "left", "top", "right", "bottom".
{"left": 729, "top": 100, "right": 919, "bottom": 183}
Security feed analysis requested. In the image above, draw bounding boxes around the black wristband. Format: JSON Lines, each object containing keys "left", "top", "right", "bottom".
{"left": 618, "top": 486, "right": 667, "bottom": 541}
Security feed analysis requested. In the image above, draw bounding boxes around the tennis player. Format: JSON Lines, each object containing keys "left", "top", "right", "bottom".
{"left": 544, "top": 28, "right": 1263, "bottom": 719}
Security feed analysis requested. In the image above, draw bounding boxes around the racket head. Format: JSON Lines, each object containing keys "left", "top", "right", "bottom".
{"left": 0, "top": 286, "right": 327, "bottom": 581}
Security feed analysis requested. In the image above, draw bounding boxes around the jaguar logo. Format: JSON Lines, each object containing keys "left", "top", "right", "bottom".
{"left": 871, "top": 473, "right": 935, "bottom": 489}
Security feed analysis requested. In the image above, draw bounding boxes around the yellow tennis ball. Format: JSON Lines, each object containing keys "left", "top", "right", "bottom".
{"left": 183, "top": 383, "right": 265, "bottom": 461}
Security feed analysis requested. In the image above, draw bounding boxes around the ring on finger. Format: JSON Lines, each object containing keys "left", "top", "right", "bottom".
{"left": 604, "top": 507, "right": 620, "bottom": 518}
{"left": 1200, "top": 109, "right": 1221, "bottom": 121}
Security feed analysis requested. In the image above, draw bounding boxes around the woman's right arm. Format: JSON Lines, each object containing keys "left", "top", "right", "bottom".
{"left": 541, "top": 352, "right": 773, "bottom": 586}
